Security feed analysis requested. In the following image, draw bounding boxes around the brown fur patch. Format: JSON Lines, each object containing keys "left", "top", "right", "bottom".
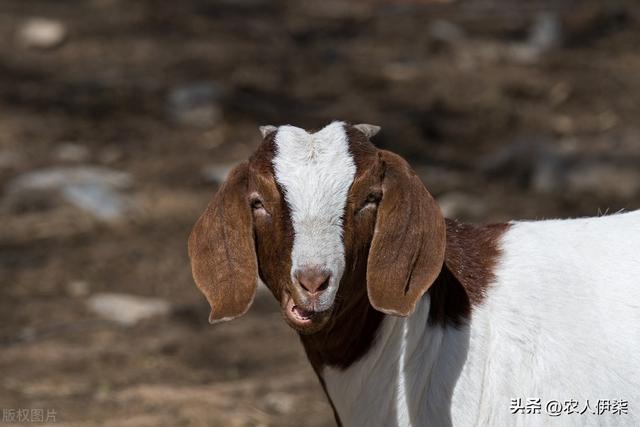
{"left": 428, "top": 219, "right": 510, "bottom": 326}
{"left": 248, "top": 136, "right": 295, "bottom": 303}
{"left": 345, "top": 125, "right": 378, "bottom": 170}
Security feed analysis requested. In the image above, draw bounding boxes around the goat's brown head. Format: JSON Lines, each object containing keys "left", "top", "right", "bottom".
{"left": 188, "top": 122, "right": 446, "bottom": 334}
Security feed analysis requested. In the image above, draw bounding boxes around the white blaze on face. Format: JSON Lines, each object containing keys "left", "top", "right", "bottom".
{"left": 272, "top": 121, "right": 356, "bottom": 307}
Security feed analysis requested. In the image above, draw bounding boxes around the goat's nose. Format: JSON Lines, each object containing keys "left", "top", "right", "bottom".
{"left": 294, "top": 267, "right": 331, "bottom": 294}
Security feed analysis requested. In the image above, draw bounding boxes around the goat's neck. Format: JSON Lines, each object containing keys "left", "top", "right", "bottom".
{"left": 319, "top": 291, "right": 470, "bottom": 426}
{"left": 299, "top": 280, "right": 383, "bottom": 371}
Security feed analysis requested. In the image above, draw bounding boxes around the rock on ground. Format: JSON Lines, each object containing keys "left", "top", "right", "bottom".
{"left": 86, "top": 293, "right": 171, "bottom": 326}
{"left": 6, "top": 166, "right": 135, "bottom": 221}
{"left": 18, "top": 18, "right": 67, "bottom": 49}
{"left": 167, "top": 82, "right": 224, "bottom": 128}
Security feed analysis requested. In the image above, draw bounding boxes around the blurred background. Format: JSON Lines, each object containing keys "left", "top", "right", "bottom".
{"left": 1, "top": 0, "right": 639, "bottom": 425}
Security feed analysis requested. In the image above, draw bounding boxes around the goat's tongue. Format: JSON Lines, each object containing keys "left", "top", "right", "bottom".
{"left": 292, "top": 305, "right": 313, "bottom": 320}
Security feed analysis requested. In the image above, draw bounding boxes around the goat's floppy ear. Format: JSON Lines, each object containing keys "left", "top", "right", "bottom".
{"left": 188, "top": 162, "right": 258, "bottom": 324}
{"left": 366, "top": 151, "right": 446, "bottom": 316}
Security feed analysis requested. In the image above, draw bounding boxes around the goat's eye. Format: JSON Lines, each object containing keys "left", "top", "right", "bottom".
{"left": 366, "top": 193, "right": 381, "bottom": 204}
{"left": 250, "top": 197, "right": 265, "bottom": 211}
{"left": 359, "top": 191, "right": 381, "bottom": 212}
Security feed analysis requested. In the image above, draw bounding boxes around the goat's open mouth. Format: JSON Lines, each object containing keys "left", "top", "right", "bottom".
{"left": 282, "top": 294, "right": 331, "bottom": 333}
{"left": 286, "top": 297, "right": 314, "bottom": 324}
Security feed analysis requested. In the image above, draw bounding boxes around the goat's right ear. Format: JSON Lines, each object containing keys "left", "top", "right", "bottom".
{"left": 366, "top": 151, "right": 446, "bottom": 317}
{"left": 188, "top": 162, "right": 258, "bottom": 324}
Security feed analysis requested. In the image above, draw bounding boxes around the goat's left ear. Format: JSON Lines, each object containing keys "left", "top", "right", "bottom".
{"left": 188, "top": 162, "right": 258, "bottom": 324}
{"left": 366, "top": 151, "right": 446, "bottom": 316}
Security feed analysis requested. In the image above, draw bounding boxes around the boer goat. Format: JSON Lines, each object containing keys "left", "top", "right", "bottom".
{"left": 188, "top": 121, "right": 640, "bottom": 426}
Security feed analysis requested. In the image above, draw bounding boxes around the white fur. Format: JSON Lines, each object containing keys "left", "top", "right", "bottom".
{"left": 272, "top": 121, "right": 355, "bottom": 309}
{"left": 323, "top": 211, "right": 640, "bottom": 426}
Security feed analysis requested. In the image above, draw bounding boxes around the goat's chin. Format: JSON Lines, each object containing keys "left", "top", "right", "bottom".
{"left": 281, "top": 294, "right": 332, "bottom": 334}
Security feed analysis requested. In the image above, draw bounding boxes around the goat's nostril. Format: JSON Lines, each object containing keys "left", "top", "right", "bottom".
{"left": 295, "top": 267, "right": 331, "bottom": 295}
{"left": 318, "top": 277, "right": 329, "bottom": 292}
{"left": 298, "top": 281, "right": 310, "bottom": 293}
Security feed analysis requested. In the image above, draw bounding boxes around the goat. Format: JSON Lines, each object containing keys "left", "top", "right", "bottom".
{"left": 188, "top": 121, "right": 640, "bottom": 426}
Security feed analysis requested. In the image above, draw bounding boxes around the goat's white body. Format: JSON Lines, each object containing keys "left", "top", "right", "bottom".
{"left": 323, "top": 211, "right": 640, "bottom": 426}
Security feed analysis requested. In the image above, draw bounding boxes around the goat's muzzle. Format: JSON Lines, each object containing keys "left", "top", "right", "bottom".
{"left": 294, "top": 266, "right": 331, "bottom": 296}
{"left": 281, "top": 268, "right": 334, "bottom": 334}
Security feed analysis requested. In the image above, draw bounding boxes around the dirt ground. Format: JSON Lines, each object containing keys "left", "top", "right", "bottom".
{"left": 1, "top": 1, "right": 639, "bottom": 426}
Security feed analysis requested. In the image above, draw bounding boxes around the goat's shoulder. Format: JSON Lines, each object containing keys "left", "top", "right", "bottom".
{"left": 471, "top": 210, "right": 640, "bottom": 398}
